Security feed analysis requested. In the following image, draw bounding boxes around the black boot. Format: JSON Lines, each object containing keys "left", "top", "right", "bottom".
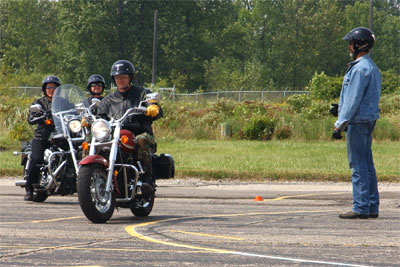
{"left": 140, "top": 182, "right": 154, "bottom": 196}
{"left": 139, "top": 174, "right": 154, "bottom": 196}
{"left": 24, "top": 189, "right": 33, "bottom": 201}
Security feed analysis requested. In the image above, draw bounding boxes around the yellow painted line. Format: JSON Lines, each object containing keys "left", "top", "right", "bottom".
{"left": 0, "top": 216, "right": 83, "bottom": 225}
{"left": 126, "top": 218, "right": 234, "bottom": 254}
{"left": 125, "top": 209, "right": 337, "bottom": 254}
{"left": 62, "top": 247, "right": 208, "bottom": 253}
{"left": 0, "top": 245, "right": 55, "bottom": 249}
{"left": 125, "top": 209, "right": 373, "bottom": 267}
{"left": 0, "top": 245, "right": 209, "bottom": 254}
{"left": 31, "top": 216, "right": 83, "bottom": 223}
{"left": 124, "top": 191, "right": 374, "bottom": 266}
{"left": 266, "top": 192, "right": 348, "bottom": 202}
{"left": 201, "top": 209, "right": 338, "bottom": 218}
{"left": 168, "top": 230, "right": 245, "bottom": 240}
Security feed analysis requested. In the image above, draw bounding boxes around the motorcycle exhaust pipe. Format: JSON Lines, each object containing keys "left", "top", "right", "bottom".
{"left": 15, "top": 180, "right": 26, "bottom": 187}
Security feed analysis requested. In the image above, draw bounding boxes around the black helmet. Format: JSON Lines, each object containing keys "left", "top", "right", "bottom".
{"left": 110, "top": 60, "right": 135, "bottom": 81}
{"left": 87, "top": 74, "right": 106, "bottom": 93}
{"left": 343, "top": 27, "right": 375, "bottom": 59}
{"left": 41, "top": 75, "right": 62, "bottom": 94}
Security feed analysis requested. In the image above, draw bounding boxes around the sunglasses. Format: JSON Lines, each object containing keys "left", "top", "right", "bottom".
{"left": 46, "top": 86, "right": 57, "bottom": 90}
{"left": 114, "top": 75, "right": 130, "bottom": 80}
{"left": 91, "top": 82, "right": 104, "bottom": 87}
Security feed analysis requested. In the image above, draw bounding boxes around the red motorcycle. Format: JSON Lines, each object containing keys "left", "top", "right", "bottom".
{"left": 77, "top": 93, "right": 174, "bottom": 223}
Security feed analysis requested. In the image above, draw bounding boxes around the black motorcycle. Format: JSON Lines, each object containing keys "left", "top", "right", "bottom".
{"left": 15, "top": 85, "right": 95, "bottom": 202}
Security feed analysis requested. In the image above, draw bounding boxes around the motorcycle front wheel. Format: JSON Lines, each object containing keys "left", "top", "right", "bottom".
{"left": 77, "top": 164, "right": 115, "bottom": 223}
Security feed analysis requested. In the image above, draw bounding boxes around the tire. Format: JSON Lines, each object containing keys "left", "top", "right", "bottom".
{"left": 130, "top": 192, "right": 155, "bottom": 217}
{"left": 32, "top": 191, "right": 48, "bottom": 202}
{"left": 77, "top": 164, "right": 115, "bottom": 223}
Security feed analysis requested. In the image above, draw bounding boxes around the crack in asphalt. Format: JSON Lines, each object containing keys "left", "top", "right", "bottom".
{"left": 0, "top": 236, "right": 135, "bottom": 259}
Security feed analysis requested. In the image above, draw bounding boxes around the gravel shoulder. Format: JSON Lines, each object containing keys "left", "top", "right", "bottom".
{"left": 2, "top": 176, "right": 398, "bottom": 192}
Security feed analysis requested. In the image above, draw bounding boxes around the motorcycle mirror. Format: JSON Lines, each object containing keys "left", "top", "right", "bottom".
{"left": 29, "top": 104, "right": 44, "bottom": 113}
{"left": 92, "top": 98, "right": 101, "bottom": 104}
{"left": 75, "top": 103, "right": 86, "bottom": 113}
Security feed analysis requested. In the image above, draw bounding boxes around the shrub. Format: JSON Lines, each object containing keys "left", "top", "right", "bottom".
{"left": 242, "top": 116, "right": 276, "bottom": 140}
{"left": 379, "top": 94, "right": 400, "bottom": 114}
{"left": 308, "top": 72, "right": 342, "bottom": 101}
{"left": 301, "top": 100, "right": 330, "bottom": 120}
{"left": 9, "top": 123, "right": 34, "bottom": 142}
{"left": 286, "top": 94, "right": 311, "bottom": 113}
{"left": 274, "top": 124, "right": 292, "bottom": 140}
{"left": 381, "top": 70, "right": 400, "bottom": 94}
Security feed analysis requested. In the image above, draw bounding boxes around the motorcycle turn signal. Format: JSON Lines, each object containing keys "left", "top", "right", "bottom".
{"left": 81, "top": 142, "right": 89, "bottom": 150}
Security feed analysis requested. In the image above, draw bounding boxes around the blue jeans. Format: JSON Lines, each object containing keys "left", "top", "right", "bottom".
{"left": 346, "top": 121, "right": 379, "bottom": 215}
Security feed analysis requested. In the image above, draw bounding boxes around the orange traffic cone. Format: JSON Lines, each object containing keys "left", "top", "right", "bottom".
{"left": 253, "top": 195, "right": 264, "bottom": 201}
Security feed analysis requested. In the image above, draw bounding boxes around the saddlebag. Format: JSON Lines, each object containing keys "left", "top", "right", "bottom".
{"left": 152, "top": 154, "right": 175, "bottom": 179}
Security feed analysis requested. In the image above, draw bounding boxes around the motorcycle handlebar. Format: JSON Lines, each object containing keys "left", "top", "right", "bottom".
{"left": 114, "top": 107, "right": 146, "bottom": 123}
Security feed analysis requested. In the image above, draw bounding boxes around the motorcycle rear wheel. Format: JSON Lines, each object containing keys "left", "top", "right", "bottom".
{"left": 130, "top": 193, "right": 154, "bottom": 217}
{"left": 77, "top": 164, "right": 115, "bottom": 223}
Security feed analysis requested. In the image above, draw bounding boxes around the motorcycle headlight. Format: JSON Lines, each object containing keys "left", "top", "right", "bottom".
{"left": 91, "top": 119, "right": 111, "bottom": 141}
{"left": 68, "top": 119, "right": 82, "bottom": 133}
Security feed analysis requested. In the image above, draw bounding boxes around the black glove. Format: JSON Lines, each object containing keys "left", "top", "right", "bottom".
{"left": 90, "top": 105, "right": 98, "bottom": 115}
{"left": 329, "top": 104, "right": 338, "bottom": 117}
{"left": 332, "top": 129, "right": 342, "bottom": 139}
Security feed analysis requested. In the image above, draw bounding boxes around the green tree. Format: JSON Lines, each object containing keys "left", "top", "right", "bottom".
{"left": 1, "top": 0, "right": 58, "bottom": 75}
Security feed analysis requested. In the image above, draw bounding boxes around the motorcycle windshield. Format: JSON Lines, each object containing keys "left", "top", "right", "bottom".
{"left": 52, "top": 84, "right": 90, "bottom": 134}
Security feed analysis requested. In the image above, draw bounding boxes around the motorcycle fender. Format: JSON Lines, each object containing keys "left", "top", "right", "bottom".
{"left": 79, "top": 155, "right": 109, "bottom": 168}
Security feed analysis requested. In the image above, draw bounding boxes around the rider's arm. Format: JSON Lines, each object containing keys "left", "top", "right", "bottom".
{"left": 96, "top": 100, "right": 110, "bottom": 120}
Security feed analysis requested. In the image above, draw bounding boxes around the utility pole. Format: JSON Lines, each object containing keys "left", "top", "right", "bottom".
{"left": 369, "top": 0, "right": 373, "bottom": 57}
{"left": 152, "top": 10, "right": 158, "bottom": 87}
{"left": 369, "top": 0, "right": 373, "bottom": 31}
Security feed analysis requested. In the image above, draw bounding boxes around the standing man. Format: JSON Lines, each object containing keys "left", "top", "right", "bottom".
{"left": 25, "top": 75, "right": 61, "bottom": 201}
{"left": 97, "top": 60, "right": 162, "bottom": 194}
{"left": 334, "top": 27, "right": 381, "bottom": 219}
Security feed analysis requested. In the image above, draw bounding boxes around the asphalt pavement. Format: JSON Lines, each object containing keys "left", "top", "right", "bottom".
{"left": 0, "top": 177, "right": 399, "bottom": 267}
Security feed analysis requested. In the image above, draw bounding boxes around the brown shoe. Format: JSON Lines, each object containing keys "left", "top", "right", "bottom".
{"left": 339, "top": 211, "right": 369, "bottom": 219}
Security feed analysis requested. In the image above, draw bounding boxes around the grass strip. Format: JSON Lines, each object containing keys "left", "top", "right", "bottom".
{"left": 1, "top": 139, "right": 399, "bottom": 182}
{"left": 156, "top": 139, "right": 399, "bottom": 182}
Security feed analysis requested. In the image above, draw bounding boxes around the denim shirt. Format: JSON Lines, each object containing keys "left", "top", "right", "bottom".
{"left": 334, "top": 54, "right": 381, "bottom": 130}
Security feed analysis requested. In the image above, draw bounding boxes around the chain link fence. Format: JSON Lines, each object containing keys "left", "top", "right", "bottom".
{"left": 11, "top": 86, "right": 42, "bottom": 98}
{"left": 157, "top": 88, "right": 309, "bottom": 102}
{"left": 12, "top": 86, "right": 310, "bottom": 102}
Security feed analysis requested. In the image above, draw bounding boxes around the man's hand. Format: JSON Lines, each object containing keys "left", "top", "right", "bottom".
{"left": 146, "top": 104, "right": 160, "bottom": 118}
{"left": 332, "top": 128, "right": 342, "bottom": 139}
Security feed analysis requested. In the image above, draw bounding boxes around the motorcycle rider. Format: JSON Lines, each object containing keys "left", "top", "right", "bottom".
{"left": 97, "top": 60, "right": 162, "bottom": 194}
{"left": 86, "top": 74, "right": 106, "bottom": 108}
{"left": 24, "top": 75, "right": 61, "bottom": 201}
